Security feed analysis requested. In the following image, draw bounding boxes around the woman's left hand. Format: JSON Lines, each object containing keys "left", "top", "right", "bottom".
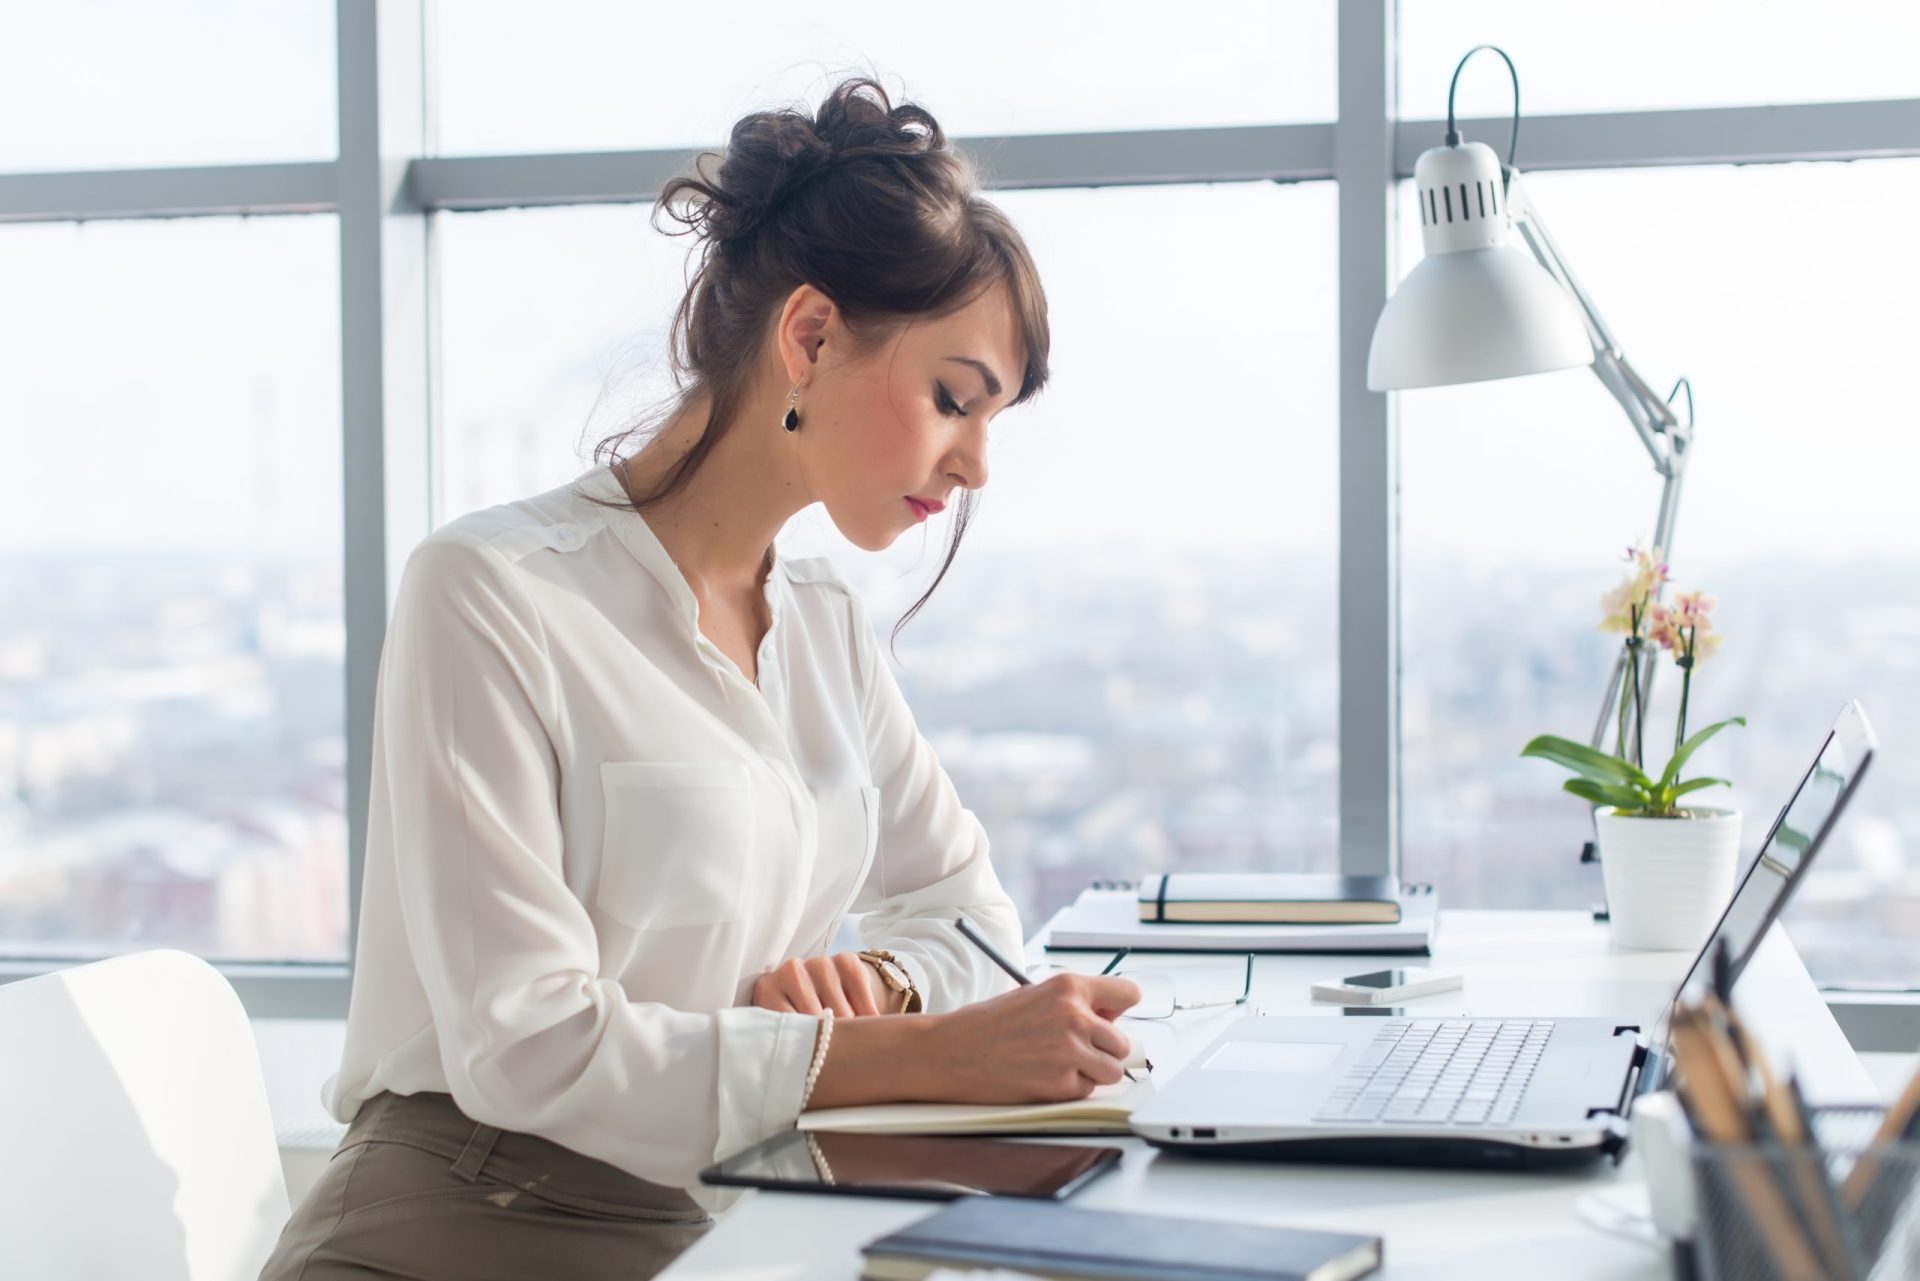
{"left": 751, "top": 953, "right": 893, "bottom": 1016}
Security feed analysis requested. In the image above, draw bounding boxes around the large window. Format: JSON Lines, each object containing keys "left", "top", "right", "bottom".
{"left": 5, "top": 4, "right": 1916, "bottom": 1011}
{"left": 1397, "top": 161, "right": 1920, "bottom": 987}
{"left": 0, "top": 216, "right": 346, "bottom": 962}
{"left": 437, "top": 182, "right": 1341, "bottom": 933}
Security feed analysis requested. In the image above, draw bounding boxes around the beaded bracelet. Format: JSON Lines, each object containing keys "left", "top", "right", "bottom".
{"left": 800, "top": 1008, "right": 835, "bottom": 1109}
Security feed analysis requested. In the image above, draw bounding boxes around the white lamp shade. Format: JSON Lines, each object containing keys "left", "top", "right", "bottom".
{"left": 1367, "top": 243, "right": 1594, "bottom": 390}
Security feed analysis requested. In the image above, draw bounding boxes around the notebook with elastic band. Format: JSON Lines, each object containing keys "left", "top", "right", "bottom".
{"left": 1137, "top": 874, "right": 1402, "bottom": 925}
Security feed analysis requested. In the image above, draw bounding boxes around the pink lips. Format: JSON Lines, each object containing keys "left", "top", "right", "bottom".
{"left": 905, "top": 497, "right": 944, "bottom": 522}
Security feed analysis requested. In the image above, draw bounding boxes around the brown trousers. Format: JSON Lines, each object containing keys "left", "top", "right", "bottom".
{"left": 259, "top": 1090, "right": 714, "bottom": 1281}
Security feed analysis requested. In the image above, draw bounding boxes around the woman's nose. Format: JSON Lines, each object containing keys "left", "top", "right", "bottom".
{"left": 950, "top": 428, "right": 989, "bottom": 491}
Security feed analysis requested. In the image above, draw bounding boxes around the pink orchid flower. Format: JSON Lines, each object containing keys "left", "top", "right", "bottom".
{"left": 1597, "top": 543, "right": 1669, "bottom": 634}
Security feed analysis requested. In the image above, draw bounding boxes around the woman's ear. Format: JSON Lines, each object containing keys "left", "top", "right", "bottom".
{"left": 777, "top": 283, "right": 836, "bottom": 384}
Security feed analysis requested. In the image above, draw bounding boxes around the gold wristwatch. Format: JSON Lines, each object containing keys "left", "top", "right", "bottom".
{"left": 856, "top": 949, "right": 923, "bottom": 1014}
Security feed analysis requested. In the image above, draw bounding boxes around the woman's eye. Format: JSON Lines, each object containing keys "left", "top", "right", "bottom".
{"left": 935, "top": 383, "right": 966, "bottom": 417}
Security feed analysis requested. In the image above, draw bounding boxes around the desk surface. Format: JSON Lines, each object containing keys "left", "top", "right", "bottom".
{"left": 662, "top": 910, "right": 1873, "bottom": 1281}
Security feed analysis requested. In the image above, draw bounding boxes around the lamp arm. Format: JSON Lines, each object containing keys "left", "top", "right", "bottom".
{"left": 1503, "top": 170, "right": 1688, "bottom": 475}
{"left": 1497, "top": 171, "right": 1698, "bottom": 760}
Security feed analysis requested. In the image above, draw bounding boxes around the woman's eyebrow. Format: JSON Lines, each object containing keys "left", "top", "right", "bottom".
{"left": 943, "top": 356, "right": 1002, "bottom": 398}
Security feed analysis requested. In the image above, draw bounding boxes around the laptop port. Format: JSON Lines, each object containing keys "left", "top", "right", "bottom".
{"left": 1193, "top": 1128, "right": 1218, "bottom": 1139}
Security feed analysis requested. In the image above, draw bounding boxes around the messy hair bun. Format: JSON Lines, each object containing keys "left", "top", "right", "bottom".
{"left": 690, "top": 80, "right": 955, "bottom": 252}
{"left": 593, "top": 75, "right": 1052, "bottom": 642}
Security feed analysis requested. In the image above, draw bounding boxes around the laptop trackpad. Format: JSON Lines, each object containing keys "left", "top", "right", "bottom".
{"left": 1202, "top": 1041, "right": 1344, "bottom": 1075}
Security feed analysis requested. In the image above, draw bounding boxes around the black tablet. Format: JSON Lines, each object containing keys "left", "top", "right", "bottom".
{"left": 699, "top": 1129, "right": 1123, "bottom": 1202}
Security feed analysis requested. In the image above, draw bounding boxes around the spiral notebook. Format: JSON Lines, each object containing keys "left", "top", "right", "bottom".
{"left": 1044, "top": 884, "right": 1436, "bottom": 955}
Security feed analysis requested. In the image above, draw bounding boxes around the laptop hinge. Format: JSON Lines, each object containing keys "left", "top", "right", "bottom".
{"left": 1585, "top": 1027, "right": 1648, "bottom": 1164}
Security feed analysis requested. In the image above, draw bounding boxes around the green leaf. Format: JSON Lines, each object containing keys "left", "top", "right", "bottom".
{"left": 1668, "top": 776, "right": 1730, "bottom": 799}
{"left": 1656, "top": 716, "right": 1747, "bottom": 792}
{"left": 1562, "top": 777, "right": 1654, "bottom": 812}
{"left": 1521, "top": 735, "right": 1654, "bottom": 789}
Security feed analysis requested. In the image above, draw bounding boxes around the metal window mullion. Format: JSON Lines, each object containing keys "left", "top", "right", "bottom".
{"left": 407, "top": 122, "right": 1338, "bottom": 211}
{"left": 0, "top": 162, "right": 336, "bottom": 224}
{"left": 1399, "top": 98, "right": 1920, "bottom": 176}
{"left": 11, "top": 93, "right": 1917, "bottom": 225}
{"left": 403, "top": 96, "right": 1920, "bottom": 216}
{"left": 335, "top": 0, "right": 432, "bottom": 1020}
{"left": 1333, "top": 0, "right": 1399, "bottom": 880}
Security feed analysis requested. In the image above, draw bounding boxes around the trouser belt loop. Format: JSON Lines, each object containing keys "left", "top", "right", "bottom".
{"left": 451, "top": 1120, "right": 504, "bottom": 1182}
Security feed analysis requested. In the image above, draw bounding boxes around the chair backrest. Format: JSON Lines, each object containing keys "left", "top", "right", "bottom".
{"left": 0, "top": 949, "right": 290, "bottom": 1280}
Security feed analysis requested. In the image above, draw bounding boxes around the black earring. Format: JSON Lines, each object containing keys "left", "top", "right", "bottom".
{"left": 782, "top": 385, "right": 801, "bottom": 432}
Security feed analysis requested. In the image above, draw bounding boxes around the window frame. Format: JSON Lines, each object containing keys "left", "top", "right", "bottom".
{"left": 0, "top": 0, "right": 1915, "bottom": 1016}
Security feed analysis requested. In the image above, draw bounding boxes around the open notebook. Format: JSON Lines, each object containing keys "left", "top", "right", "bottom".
{"left": 800, "top": 1052, "right": 1154, "bottom": 1136}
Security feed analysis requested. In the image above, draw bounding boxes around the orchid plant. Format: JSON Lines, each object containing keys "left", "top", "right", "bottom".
{"left": 1521, "top": 544, "right": 1744, "bottom": 819}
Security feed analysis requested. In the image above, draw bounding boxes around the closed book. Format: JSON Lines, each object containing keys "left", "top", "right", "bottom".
{"left": 1047, "top": 887, "right": 1436, "bottom": 955}
{"left": 1138, "top": 874, "right": 1401, "bottom": 925}
{"left": 861, "top": 1198, "right": 1380, "bottom": 1281}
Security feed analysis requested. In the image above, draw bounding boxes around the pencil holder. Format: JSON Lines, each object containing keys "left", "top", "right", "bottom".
{"left": 1689, "top": 1106, "right": 1920, "bottom": 1281}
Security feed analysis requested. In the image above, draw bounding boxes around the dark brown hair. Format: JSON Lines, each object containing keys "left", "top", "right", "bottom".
{"left": 587, "top": 75, "right": 1051, "bottom": 647}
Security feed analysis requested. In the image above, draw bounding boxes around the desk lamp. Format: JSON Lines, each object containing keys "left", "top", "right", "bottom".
{"left": 1368, "top": 46, "right": 1696, "bottom": 909}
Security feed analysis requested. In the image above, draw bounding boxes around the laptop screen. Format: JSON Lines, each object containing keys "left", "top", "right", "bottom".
{"left": 1652, "top": 702, "right": 1875, "bottom": 1060}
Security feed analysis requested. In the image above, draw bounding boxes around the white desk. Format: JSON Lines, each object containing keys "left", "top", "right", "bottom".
{"left": 662, "top": 910, "right": 1874, "bottom": 1281}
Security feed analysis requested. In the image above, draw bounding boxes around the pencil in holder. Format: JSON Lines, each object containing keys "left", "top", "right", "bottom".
{"left": 1688, "top": 1106, "right": 1920, "bottom": 1281}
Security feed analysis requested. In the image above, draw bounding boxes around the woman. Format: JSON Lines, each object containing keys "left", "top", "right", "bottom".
{"left": 261, "top": 76, "right": 1140, "bottom": 1281}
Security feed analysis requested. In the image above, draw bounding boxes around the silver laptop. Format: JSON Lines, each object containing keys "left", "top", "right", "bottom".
{"left": 1130, "top": 701, "right": 1877, "bottom": 1170}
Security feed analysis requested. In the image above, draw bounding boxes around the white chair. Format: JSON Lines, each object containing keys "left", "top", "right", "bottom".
{"left": 0, "top": 949, "right": 291, "bottom": 1280}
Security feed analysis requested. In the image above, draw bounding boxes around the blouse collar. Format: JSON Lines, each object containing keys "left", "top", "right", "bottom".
{"left": 570, "top": 464, "right": 786, "bottom": 639}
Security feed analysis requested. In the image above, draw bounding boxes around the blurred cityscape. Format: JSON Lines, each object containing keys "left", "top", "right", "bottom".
{"left": 892, "top": 550, "right": 1920, "bottom": 987}
{"left": 0, "top": 557, "right": 348, "bottom": 962}
{"left": 1, "top": 545, "right": 1914, "bottom": 986}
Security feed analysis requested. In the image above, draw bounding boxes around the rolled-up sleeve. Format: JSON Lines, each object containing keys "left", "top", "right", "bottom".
{"left": 377, "top": 533, "right": 819, "bottom": 1186}
{"left": 844, "top": 594, "right": 1026, "bottom": 1012}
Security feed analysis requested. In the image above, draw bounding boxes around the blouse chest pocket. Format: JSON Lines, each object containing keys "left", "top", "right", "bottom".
{"left": 597, "top": 761, "right": 753, "bottom": 931}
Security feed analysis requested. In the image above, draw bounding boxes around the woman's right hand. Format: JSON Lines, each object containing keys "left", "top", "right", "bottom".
{"left": 920, "top": 973, "right": 1143, "bottom": 1104}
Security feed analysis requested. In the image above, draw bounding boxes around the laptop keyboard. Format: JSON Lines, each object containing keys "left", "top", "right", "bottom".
{"left": 1312, "top": 1020, "right": 1555, "bottom": 1127}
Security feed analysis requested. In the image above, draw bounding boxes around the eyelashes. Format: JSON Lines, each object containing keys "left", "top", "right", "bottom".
{"left": 934, "top": 382, "right": 967, "bottom": 418}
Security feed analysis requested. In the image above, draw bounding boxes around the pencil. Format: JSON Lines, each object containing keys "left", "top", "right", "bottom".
{"left": 1671, "top": 1003, "right": 1824, "bottom": 1281}
{"left": 954, "top": 915, "right": 1032, "bottom": 987}
{"left": 1843, "top": 1054, "right": 1920, "bottom": 1208}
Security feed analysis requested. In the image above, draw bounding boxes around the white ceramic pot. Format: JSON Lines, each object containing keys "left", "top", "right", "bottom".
{"left": 1595, "top": 806, "right": 1742, "bottom": 951}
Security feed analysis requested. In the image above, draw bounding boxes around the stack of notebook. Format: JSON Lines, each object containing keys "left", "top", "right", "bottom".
{"left": 1045, "top": 876, "right": 1436, "bottom": 954}
{"left": 1135, "top": 874, "right": 1404, "bottom": 924}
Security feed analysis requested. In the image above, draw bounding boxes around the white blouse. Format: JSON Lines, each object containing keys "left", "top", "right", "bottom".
{"left": 323, "top": 463, "right": 1025, "bottom": 1200}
